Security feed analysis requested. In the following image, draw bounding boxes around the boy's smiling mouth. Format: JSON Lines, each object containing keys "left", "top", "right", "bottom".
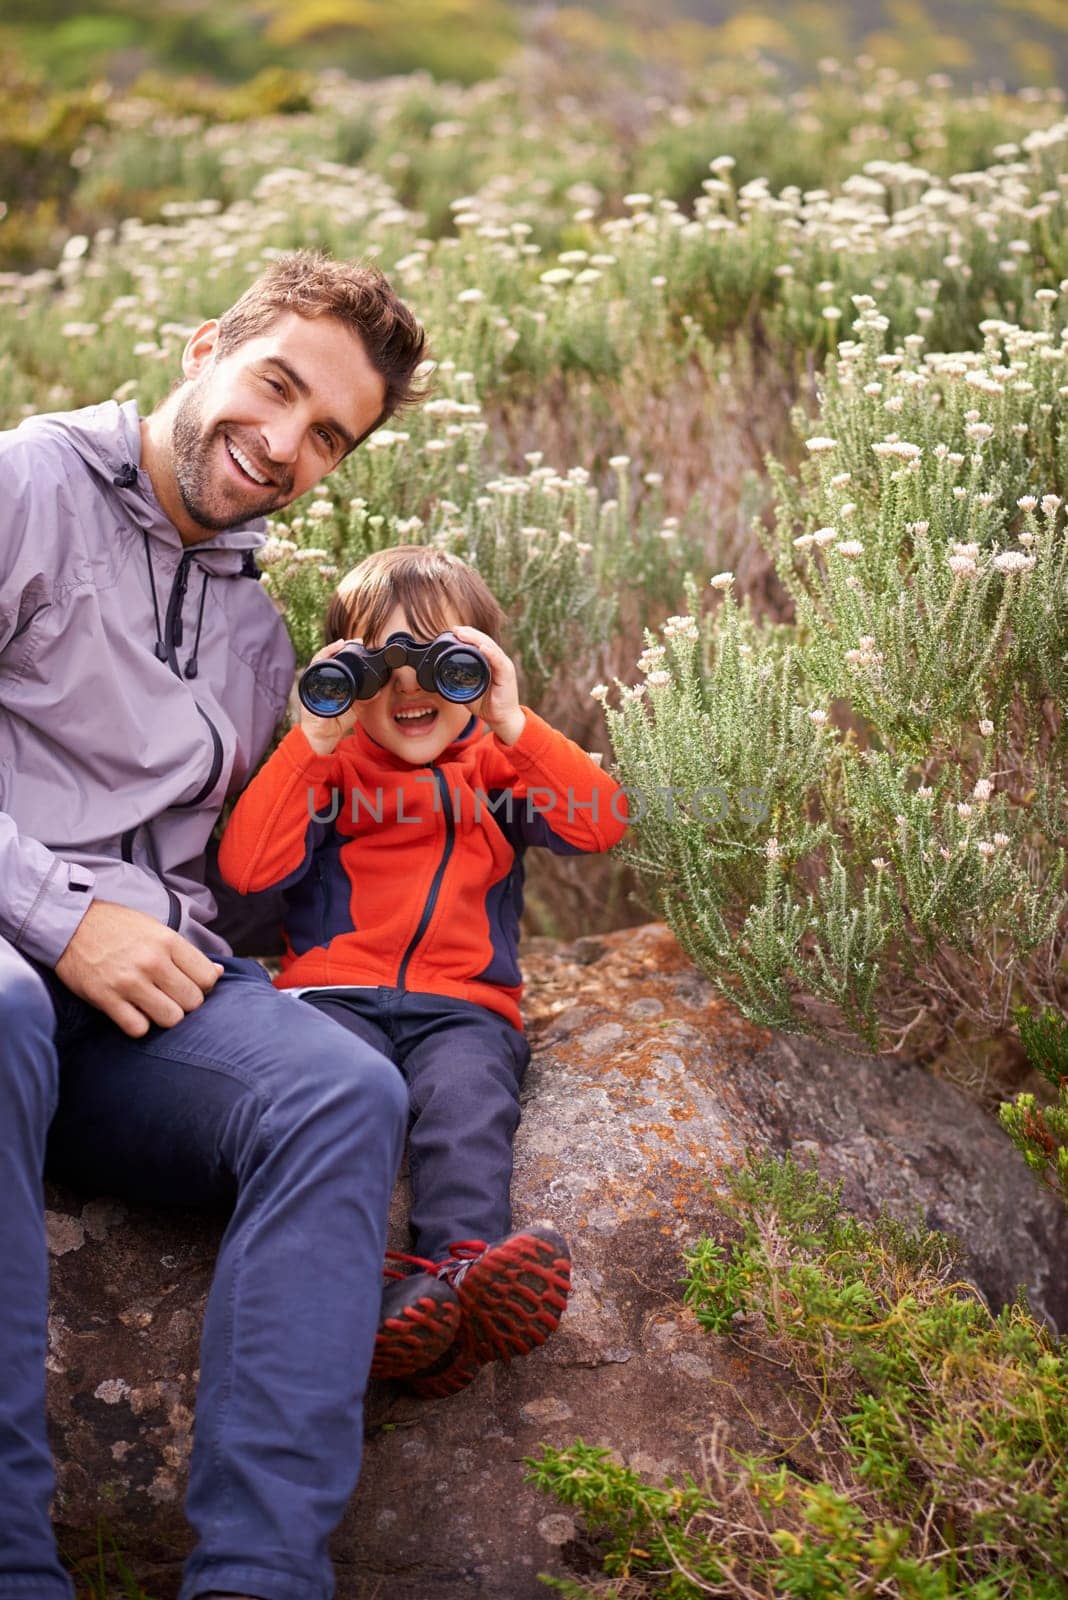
{"left": 393, "top": 704, "right": 438, "bottom": 734}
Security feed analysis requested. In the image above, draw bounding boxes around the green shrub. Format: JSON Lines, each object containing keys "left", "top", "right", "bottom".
{"left": 999, "top": 1005, "right": 1068, "bottom": 1211}
{"left": 599, "top": 295, "right": 1067, "bottom": 1073}
{"left": 529, "top": 1155, "right": 1068, "bottom": 1599}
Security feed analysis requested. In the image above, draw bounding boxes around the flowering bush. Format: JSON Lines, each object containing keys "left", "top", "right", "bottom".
{"left": 599, "top": 293, "right": 1067, "bottom": 1072}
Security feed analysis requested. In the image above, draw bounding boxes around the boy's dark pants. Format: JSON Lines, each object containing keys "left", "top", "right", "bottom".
{"left": 300, "top": 987, "right": 531, "bottom": 1261}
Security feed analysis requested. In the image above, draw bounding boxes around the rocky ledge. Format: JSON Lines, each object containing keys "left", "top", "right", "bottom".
{"left": 45, "top": 924, "right": 1068, "bottom": 1597}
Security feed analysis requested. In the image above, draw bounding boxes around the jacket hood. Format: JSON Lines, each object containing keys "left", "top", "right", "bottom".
{"left": 24, "top": 400, "right": 268, "bottom": 576}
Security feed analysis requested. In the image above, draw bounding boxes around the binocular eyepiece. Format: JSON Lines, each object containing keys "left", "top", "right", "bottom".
{"left": 299, "top": 631, "right": 491, "bottom": 719}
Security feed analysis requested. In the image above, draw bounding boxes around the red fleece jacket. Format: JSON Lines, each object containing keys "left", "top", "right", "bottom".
{"left": 218, "top": 709, "right": 627, "bottom": 1029}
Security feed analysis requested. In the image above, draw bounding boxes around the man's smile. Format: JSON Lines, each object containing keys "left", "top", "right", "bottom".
{"left": 224, "top": 433, "right": 276, "bottom": 489}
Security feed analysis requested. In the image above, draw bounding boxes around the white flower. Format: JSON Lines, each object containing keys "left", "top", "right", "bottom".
{"left": 973, "top": 778, "right": 994, "bottom": 801}
{"left": 871, "top": 857, "right": 888, "bottom": 871}
{"left": 590, "top": 683, "right": 610, "bottom": 704}
{"left": 709, "top": 571, "right": 734, "bottom": 590}
{"left": 979, "top": 719, "right": 994, "bottom": 736}
{"left": 643, "top": 471, "right": 663, "bottom": 486}
{"left": 965, "top": 422, "right": 993, "bottom": 442}
{"left": 1018, "top": 531, "right": 1035, "bottom": 547}
{"left": 306, "top": 499, "right": 334, "bottom": 521}
{"left": 608, "top": 454, "right": 630, "bottom": 469}
{"left": 992, "top": 551, "right": 1036, "bottom": 574}
{"left": 805, "top": 436, "right": 838, "bottom": 453}
{"left": 957, "top": 803, "right": 973, "bottom": 819}
{"left": 709, "top": 156, "right": 736, "bottom": 173}
{"left": 976, "top": 840, "right": 996, "bottom": 858}
{"left": 662, "top": 614, "right": 700, "bottom": 641}
{"left": 834, "top": 540, "right": 864, "bottom": 559}
{"left": 916, "top": 786, "right": 933, "bottom": 800}
{"left": 1041, "top": 494, "right": 1062, "bottom": 516}
{"left": 809, "top": 709, "right": 828, "bottom": 726}
{"left": 646, "top": 670, "right": 671, "bottom": 688}
{"left": 456, "top": 288, "right": 484, "bottom": 304}
{"left": 622, "top": 192, "right": 653, "bottom": 207}
{"left": 993, "top": 832, "right": 1010, "bottom": 848}
{"left": 765, "top": 837, "right": 781, "bottom": 862}
{"left": 1017, "top": 495, "right": 1038, "bottom": 511}
{"left": 948, "top": 555, "right": 978, "bottom": 577}
{"left": 539, "top": 267, "right": 574, "bottom": 286}
{"left": 637, "top": 646, "right": 666, "bottom": 673}
{"left": 872, "top": 440, "right": 921, "bottom": 460}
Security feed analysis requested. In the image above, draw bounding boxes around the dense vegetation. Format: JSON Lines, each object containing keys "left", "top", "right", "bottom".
{"left": 3, "top": 31, "right": 1065, "bottom": 1596}
{"left": 530, "top": 1155, "right": 1068, "bottom": 1600}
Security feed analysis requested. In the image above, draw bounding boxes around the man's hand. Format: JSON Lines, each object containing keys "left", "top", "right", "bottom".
{"left": 55, "top": 900, "right": 225, "bottom": 1038}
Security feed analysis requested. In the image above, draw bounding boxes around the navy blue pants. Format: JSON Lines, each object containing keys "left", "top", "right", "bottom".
{"left": 0, "top": 940, "right": 407, "bottom": 1600}
{"left": 299, "top": 987, "right": 531, "bottom": 1262}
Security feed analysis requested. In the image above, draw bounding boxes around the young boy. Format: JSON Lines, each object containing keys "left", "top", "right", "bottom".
{"left": 218, "top": 544, "right": 627, "bottom": 1396}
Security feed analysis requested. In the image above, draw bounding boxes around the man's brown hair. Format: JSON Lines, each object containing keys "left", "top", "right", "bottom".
{"left": 216, "top": 250, "right": 427, "bottom": 437}
{"left": 325, "top": 546, "right": 505, "bottom": 648}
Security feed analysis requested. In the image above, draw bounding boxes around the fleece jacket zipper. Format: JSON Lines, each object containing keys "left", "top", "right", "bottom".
{"left": 396, "top": 768, "right": 454, "bottom": 990}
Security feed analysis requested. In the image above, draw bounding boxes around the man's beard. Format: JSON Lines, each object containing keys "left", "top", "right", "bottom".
{"left": 171, "top": 380, "right": 291, "bottom": 532}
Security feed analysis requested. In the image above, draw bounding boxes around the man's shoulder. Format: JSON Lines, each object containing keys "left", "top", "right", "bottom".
{"left": 0, "top": 403, "right": 122, "bottom": 493}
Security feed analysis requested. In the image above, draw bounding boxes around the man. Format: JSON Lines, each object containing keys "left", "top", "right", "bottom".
{"left": 0, "top": 251, "right": 426, "bottom": 1600}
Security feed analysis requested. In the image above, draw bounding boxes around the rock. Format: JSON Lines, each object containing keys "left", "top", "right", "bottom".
{"left": 46, "top": 923, "right": 1068, "bottom": 1597}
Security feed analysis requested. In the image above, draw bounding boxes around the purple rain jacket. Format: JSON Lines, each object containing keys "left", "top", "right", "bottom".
{"left": 0, "top": 399, "right": 295, "bottom": 967}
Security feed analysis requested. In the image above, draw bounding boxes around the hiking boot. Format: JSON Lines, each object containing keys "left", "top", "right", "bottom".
{"left": 405, "top": 1224, "right": 572, "bottom": 1399}
{"left": 370, "top": 1265, "right": 461, "bottom": 1381}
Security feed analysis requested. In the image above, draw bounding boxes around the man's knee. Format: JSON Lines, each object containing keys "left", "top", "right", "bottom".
{"left": 0, "top": 943, "right": 59, "bottom": 1112}
{"left": 262, "top": 1031, "right": 408, "bottom": 1155}
{"left": 0, "top": 943, "right": 54, "bottom": 1031}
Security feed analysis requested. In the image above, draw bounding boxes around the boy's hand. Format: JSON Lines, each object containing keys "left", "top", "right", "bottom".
{"left": 300, "top": 639, "right": 362, "bottom": 755}
{"left": 451, "top": 625, "right": 525, "bottom": 745}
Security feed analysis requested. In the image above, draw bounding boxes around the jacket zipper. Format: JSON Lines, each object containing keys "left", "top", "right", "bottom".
{"left": 120, "top": 825, "right": 182, "bottom": 930}
{"left": 396, "top": 769, "right": 454, "bottom": 990}
{"left": 162, "top": 551, "right": 225, "bottom": 808}
{"left": 317, "top": 858, "right": 329, "bottom": 946}
{"left": 128, "top": 546, "right": 224, "bottom": 924}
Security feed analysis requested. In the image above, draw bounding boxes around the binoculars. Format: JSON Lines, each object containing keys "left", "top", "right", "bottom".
{"left": 299, "top": 630, "right": 491, "bottom": 718}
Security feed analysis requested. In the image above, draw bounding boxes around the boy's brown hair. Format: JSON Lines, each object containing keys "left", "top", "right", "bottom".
{"left": 326, "top": 546, "right": 506, "bottom": 647}
{"left": 216, "top": 250, "right": 427, "bottom": 438}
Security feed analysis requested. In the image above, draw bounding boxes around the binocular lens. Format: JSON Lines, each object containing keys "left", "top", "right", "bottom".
{"left": 435, "top": 648, "right": 490, "bottom": 701}
{"left": 300, "top": 661, "right": 355, "bottom": 717}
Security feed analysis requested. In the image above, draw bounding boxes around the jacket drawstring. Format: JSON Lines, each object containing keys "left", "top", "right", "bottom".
{"left": 185, "top": 571, "right": 210, "bottom": 680}
{"left": 141, "top": 531, "right": 168, "bottom": 663}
